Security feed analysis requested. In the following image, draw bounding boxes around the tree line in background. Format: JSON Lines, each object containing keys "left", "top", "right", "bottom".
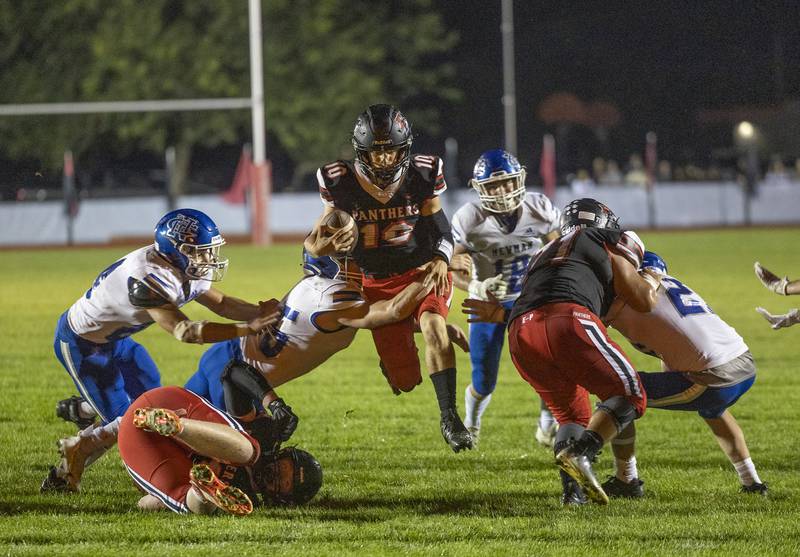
{"left": 0, "top": 0, "right": 460, "bottom": 194}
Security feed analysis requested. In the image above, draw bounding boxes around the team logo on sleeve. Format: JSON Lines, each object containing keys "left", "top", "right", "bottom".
{"left": 166, "top": 214, "right": 199, "bottom": 243}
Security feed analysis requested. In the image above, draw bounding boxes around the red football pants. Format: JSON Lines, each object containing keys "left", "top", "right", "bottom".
{"left": 362, "top": 267, "right": 452, "bottom": 392}
{"left": 508, "top": 302, "right": 646, "bottom": 426}
{"left": 118, "top": 386, "right": 257, "bottom": 513}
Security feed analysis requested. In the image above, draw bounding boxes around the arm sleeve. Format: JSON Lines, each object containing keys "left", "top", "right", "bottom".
{"left": 425, "top": 209, "right": 454, "bottom": 263}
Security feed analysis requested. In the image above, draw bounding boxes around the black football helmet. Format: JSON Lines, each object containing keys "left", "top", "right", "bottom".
{"left": 560, "top": 198, "right": 620, "bottom": 234}
{"left": 352, "top": 104, "right": 413, "bottom": 188}
{"left": 254, "top": 447, "right": 323, "bottom": 506}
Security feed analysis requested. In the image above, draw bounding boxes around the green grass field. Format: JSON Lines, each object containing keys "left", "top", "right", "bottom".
{"left": 2, "top": 229, "right": 799, "bottom": 556}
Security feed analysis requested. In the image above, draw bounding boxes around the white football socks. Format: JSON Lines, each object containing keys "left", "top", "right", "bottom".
{"left": 538, "top": 406, "right": 556, "bottom": 432}
{"left": 733, "top": 458, "right": 761, "bottom": 486}
{"left": 464, "top": 385, "right": 492, "bottom": 429}
{"left": 615, "top": 456, "right": 639, "bottom": 484}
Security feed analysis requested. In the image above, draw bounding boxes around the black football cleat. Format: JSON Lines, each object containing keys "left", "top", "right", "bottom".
{"left": 555, "top": 446, "right": 608, "bottom": 505}
{"left": 56, "top": 396, "right": 96, "bottom": 430}
{"left": 740, "top": 482, "right": 768, "bottom": 495}
{"left": 561, "top": 478, "right": 588, "bottom": 506}
{"left": 440, "top": 408, "right": 474, "bottom": 453}
{"left": 602, "top": 476, "right": 645, "bottom": 499}
{"left": 40, "top": 466, "right": 71, "bottom": 493}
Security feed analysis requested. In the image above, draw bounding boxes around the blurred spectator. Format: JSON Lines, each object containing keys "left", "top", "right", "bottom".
{"left": 764, "top": 154, "right": 791, "bottom": 186}
{"left": 657, "top": 160, "right": 672, "bottom": 182}
{"left": 600, "top": 159, "right": 623, "bottom": 186}
{"left": 624, "top": 154, "right": 647, "bottom": 187}
{"left": 570, "top": 169, "right": 596, "bottom": 195}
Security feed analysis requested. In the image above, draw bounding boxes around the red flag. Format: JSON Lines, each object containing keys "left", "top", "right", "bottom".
{"left": 540, "top": 134, "right": 556, "bottom": 200}
{"left": 222, "top": 145, "right": 253, "bottom": 204}
{"left": 645, "top": 131, "right": 657, "bottom": 190}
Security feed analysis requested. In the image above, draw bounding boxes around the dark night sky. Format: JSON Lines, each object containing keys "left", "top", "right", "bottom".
{"left": 428, "top": 2, "right": 800, "bottom": 182}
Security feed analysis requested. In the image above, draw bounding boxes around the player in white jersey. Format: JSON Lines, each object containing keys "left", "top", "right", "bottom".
{"left": 601, "top": 251, "right": 765, "bottom": 497}
{"left": 42, "top": 209, "right": 281, "bottom": 493}
{"left": 451, "top": 149, "right": 561, "bottom": 446}
{"left": 185, "top": 249, "right": 469, "bottom": 412}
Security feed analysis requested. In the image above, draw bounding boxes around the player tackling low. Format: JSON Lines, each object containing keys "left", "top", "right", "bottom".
{"left": 602, "top": 251, "right": 766, "bottom": 496}
{"left": 43, "top": 209, "right": 280, "bottom": 492}
{"left": 754, "top": 261, "right": 800, "bottom": 329}
{"left": 451, "top": 148, "right": 561, "bottom": 446}
{"left": 185, "top": 248, "right": 469, "bottom": 407}
{"left": 305, "top": 104, "right": 473, "bottom": 452}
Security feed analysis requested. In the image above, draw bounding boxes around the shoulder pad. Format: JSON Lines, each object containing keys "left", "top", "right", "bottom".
{"left": 612, "top": 230, "right": 645, "bottom": 268}
{"left": 317, "top": 161, "right": 349, "bottom": 188}
{"left": 128, "top": 277, "right": 170, "bottom": 308}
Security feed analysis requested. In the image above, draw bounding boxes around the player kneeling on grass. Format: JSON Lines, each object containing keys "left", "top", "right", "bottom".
{"left": 185, "top": 247, "right": 469, "bottom": 409}
{"left": 43, "top": 209, "right": 281, "bottom": 493}
{"left": 119, "top": 381, "right": 320, "bottom": 515}
{"left": 600, "top": 251, "right": 766, "bottom": 497}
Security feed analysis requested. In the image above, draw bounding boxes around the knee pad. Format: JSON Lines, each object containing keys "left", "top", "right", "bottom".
{"left": 392, "top": 367, "right": 423, "bottom": 392}
{"left": 596, "top": 396, "right": 638, "bottom": 433}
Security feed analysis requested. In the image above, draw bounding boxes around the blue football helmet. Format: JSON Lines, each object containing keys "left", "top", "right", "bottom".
{"left": 154, "top": 209, "right": 228, "bottom": 281}
{"left": 641, "top": 251, "right": 668, "bottom": 275}
{"left": 469, "top": 149, "right": 527, "bottom": 213}
{"left": 302, "top": 249, "right": 361, "bottom": 284}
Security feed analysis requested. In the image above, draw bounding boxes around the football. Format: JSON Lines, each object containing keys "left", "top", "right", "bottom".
{"left": 319, "top": 209, "right": 358, "bottom": 249}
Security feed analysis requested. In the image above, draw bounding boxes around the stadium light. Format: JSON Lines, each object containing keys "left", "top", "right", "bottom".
{"left": 736, "top": 121, "right": 755, "bottom": 141}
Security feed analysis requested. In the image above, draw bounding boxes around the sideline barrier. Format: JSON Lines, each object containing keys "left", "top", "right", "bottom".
{"left": 1, "top": 182, "right": 799, "bottom": 246}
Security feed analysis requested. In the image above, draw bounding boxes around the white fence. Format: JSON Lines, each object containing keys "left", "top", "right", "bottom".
{"left": 1, "top": 182, "right": 799, "bottom": 246}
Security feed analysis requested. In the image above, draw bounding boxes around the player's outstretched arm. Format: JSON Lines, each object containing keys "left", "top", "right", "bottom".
{"left": 196, "top": 288, "right": 280, "bottom": 321}
{"left": 461, "top": 292, "right": 507, "bottom": 324}
{"left": 754, "top": 262, "right": 800, "bottom": 295}
{"left": 337, "top": 280, "right": 435, "bottom": 330}
{"left": 755, "top": 306, "right": 800, "bottom": 329}
{"left": 147, "top": 304, "right": 282, "bottom": 344}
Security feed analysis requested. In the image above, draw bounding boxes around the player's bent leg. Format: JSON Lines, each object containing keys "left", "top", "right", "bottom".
{"left": 115, "top": 338, "right": 161, "bottom": 400}
{"left": 371, "top": 318, "right": 422, "bottom": 393}
{"left": 188, "top": 464, "right": 253, "bottom": 516}
{"left": 464, "top": 319, "right": 505, "bottom": 443}
{"left": 602, "top": 422, "right": 644, "bottom": 498}
{"left": 421, "top": 312, "right": 473, "bottom": 453}
{"left": 703, "top": 409, "right": 766, "bottom": 494}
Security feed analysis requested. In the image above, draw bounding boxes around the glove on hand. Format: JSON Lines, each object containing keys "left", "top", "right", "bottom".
{"left": 267, "top": 398, "right": 299, "bottom": 442}
{"left": 754, "top": 262, "right": 789, "bottom": 295}
{"left": 468, "top": 274, "right": 508, "bottom": 301}
{"left": 755, "top": 307, "right": 800, "bottom": 330}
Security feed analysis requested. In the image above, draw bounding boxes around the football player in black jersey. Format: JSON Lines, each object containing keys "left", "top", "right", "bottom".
{"left": 463, "top": 199, "right": 658, "bottom": 505}
{"left": 304, "top": 104, "right": 473, "bottom": 453}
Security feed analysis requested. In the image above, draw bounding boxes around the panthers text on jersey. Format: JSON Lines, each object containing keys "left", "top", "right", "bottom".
{"left": 606, "top": 273, "right": 749, "bottom": 385}
{"left": 509, "top": 227, "right": 645, "bottom": 323}
{"left": 68, "top": 246, "right": 211, "bottom": 343}
{"left": 239, "top": 274, "right": 366, "bottom": 380}
{"left": 451, "top": 192, "right": 561, "bottom": 302}
{"left": 316, "top": 156, "right": 446, "bottom": 276}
